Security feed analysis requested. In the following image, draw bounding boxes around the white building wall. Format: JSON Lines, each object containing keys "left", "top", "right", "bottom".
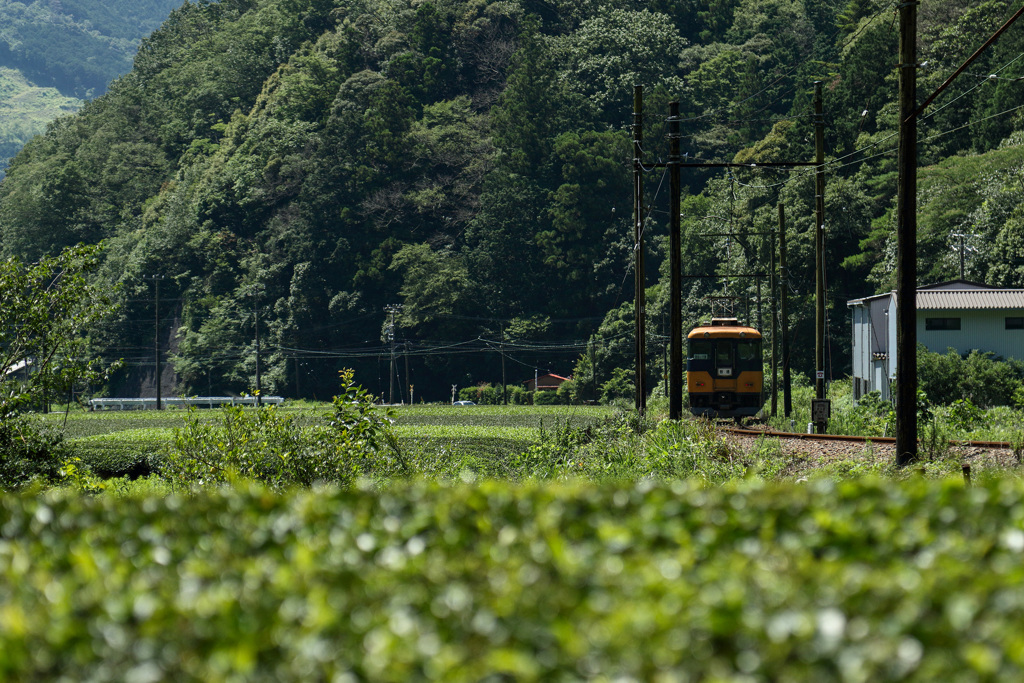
{"left": 917, "top": 309, "right": 1024, "bottom": 361}
{"left": 851, "top": 306, "right": 866, "bottom": 381}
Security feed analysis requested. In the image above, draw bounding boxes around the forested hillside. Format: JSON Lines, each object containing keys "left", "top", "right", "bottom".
{"left": 0, "top": 0, "right": 183, "bottom": 96}
{"left": 0, "top": 66, "right": 80, "bottom": 173}
{"left": 2, "top": 0, "right": 1024, "bottom": 402}
{"left": 0, "top": 0, "right": 182, "bottom": 174}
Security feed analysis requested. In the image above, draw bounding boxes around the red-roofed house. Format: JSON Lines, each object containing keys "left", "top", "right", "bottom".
{"left": 524, "top": 373, "right": 570, "bottom": 392}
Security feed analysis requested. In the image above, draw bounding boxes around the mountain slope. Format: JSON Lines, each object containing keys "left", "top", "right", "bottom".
{"left": 0, "top": 0, "right": 182, "bottom": 175}
{"left": 2, "top": 0, "right": 1024, "bottom": 400}
{"left": 0, "top": 67, "right": 81, "bottom": 175}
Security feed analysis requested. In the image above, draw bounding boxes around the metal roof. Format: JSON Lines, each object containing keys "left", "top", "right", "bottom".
{"left": 916, "top": 289, "right": 1024, "bottom": 310}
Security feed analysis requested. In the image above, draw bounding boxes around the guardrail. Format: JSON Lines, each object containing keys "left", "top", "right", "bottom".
{"left": 88, "top": 396, "right": 285, "bottom": 411}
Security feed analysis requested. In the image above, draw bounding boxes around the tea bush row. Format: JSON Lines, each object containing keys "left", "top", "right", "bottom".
{"left": 3, "top": 478, "right": 1024, "bottom": 680}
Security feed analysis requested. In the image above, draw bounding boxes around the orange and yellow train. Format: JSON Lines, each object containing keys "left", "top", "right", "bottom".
{"left": 686, "top": 318, "right": 763, "bottom": 421}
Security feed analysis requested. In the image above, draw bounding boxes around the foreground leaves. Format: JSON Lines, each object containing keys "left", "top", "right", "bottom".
{"left": 2, "top": 477, "right": 1024, "bottom": 680}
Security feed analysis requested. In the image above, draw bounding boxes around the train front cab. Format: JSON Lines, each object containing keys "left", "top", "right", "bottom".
{"left": 687, "top": 321, "right": 763, "bottom": 419}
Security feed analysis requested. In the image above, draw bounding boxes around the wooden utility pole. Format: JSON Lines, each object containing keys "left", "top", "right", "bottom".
{"left": 155, "top": 276, "right": 162, "bottom": 410}
{"left": 779, "top": 204, "right": 792, "bottom": 417}
{"left": 501, "top": 326, "right": 508, "bottom": 405}
{"left": 144, "top": 275, "right": 165, "bottom": 410}
{"left": 770, "top": 226, "right": 778, "bottom": 417}
{"left": 635, "top": 96, "right": 819, "bottom": 422}
{"left": 896, "top": 0, "right": 918, "bottom": 465}
{"left": 385, "top": 304, "right": 401, "bottom": 404}
{"left": 404, "top": 343, "right": 411, "bottom": 404}
{"left": 669, "top": 101, "right": 683, "bottom": 420}
{"left": 253, "top": 297, "right": 262, "bottom": 407}
{"left": 813, "top": 81, "right": 827, "bottom": 433}
{"left": 633, "top": 85, "right": 647, "bottom": 415}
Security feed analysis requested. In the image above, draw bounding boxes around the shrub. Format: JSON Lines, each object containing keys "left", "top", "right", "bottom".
{"left": 533, "top": 389, "right": 562, "bottom": 405}
{"left": 556, "top": 379, "right": 577, "bottom": 404}
{"left": 830, "top": 390, "right": 894, "bottom": 437}
{"left": 947, "top": 398, "right": 985, "bottom": 433}
{"left": 0, "top": 414, "right": 70, "bottom": 491}
{"left": 508, "top": 386, "right": 530, "bottom": 405}
{"left": 599, "top": 367, "right": 634, "bottom": 403}
{"left": 918, "top": 346, "right": 1024, "bottom": 406}
{"left": 164, "top": 370, "right": 403, "bottom": 490}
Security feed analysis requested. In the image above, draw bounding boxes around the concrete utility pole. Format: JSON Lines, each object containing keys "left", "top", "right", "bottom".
{"left": 896, "top": 0, "right": 918, "bottom": 466}
{"left": 669, "top": 101, "right": 683, "bottom": 420}
{"left": 813, "top": 81, "right": 827, "bottom": 433}
{"left": 144, "top": 275, "right": 165, "bottom": 410}
{"left": 633, "top": 85, "right": 647, "bottom": 416}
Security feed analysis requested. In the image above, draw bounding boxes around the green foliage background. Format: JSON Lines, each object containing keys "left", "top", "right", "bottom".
{"left": 3, "top": 0, "right": 1024, "bottom": 401}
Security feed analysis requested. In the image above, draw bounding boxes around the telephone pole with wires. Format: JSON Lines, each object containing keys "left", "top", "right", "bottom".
{"left": 633, "top": 85, "right": 648, "bottom": 416}
{"left": 143, "top": 275, "right": 165, "bottom": 410}
{"left": 813, "top": 81, "right": 828, "bottom": 434}
{"left": 895, "top": 0, "right": 918, "bottom": 465}
{"left": 384, "top": 304, "right": 402, "bottom": 404}
{"left": 894, "top": 0, "right": 1024, "bottom": 465}
{"left": 950, "top": 231, "right": 977, "bottom": 279}
{"left": 633, "top": 95, "right": 820, "bottom": 422}
{"left": 246, "top": 286, "right": 265, "bottom": 407}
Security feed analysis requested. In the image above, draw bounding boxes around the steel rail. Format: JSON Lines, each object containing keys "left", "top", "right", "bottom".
{"left": 723, "top": 425, "right": 1015, "bottom": 450}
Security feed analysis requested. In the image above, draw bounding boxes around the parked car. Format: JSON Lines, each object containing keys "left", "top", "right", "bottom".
{"left": 452, "top": 400, "right": 475, "bottom": 406}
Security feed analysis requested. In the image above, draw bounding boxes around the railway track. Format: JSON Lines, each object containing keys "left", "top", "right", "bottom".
{"left": 715, "top": 423, "right": 1021, "bottom": 477}
{"left": 722, "top": 424, "right": 1019, "bottom": 451}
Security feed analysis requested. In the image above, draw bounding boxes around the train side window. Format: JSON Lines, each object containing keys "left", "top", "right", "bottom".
{"left": 715, "top": 343, "right": 733, "bottom": 366}
{"left": 737, "top": 341, "right": 759, "bottom": 362}
{"left": 689, "top": 340, "right": 712, "bottom": 360}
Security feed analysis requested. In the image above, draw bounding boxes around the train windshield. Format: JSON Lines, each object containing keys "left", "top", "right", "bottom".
{"left": 715, "top": 343, "right": 733, "bottom": 366}
{"left": 688, "top": 340, "right": 712, "bottom": 360}
{"left": 737, "top": 340, "right": 760, "bottom": 362}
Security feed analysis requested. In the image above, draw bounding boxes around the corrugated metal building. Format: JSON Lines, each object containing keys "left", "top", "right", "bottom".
{"left": 847, "top": 281, "right": 1024, "bottom": 401}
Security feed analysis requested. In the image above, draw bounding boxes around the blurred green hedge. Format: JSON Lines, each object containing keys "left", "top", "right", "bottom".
{"left": 4, "top": 478, "right": 1024, "bottom": 679}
